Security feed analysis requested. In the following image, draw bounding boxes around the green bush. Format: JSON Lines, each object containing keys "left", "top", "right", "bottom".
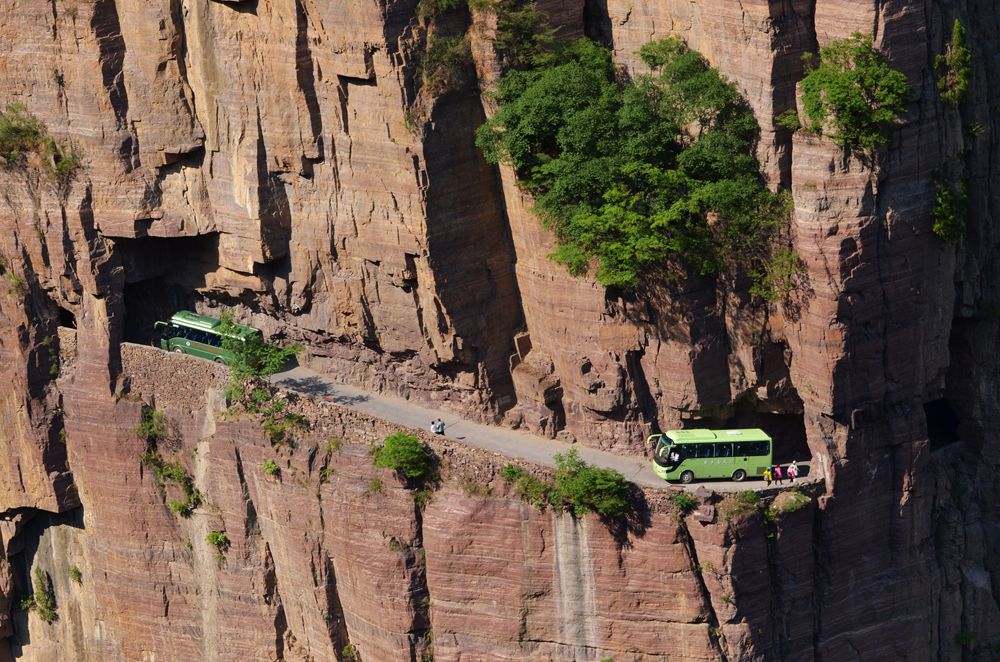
{"left": 477, "top": 37, "right": 786, "bottom": 288}
{"left": 552, "top": 449, "right": 631, "bottom": 518}
{"left": 500, "top": 464, "right": 554, "bottom": 509}
{"left": 417, "top": 0, "right": 465, "bottom": 17}
{"left": 670, "top": 491, "right": 698, "bottom": 514}
{"left": 482, "top": 0, "right": 556, "bottom": 71}
{"left": 719, "top": 489, "right": 761, "bottom": 521}
{"left": 261, "top": 459, "right": 280, "bottom": 477}
{"left": 0, "top": 103, "right": 80, "bottom": 187}
{"left": 140, "top": 452, "right": 202, "bottom": 516}
{"left": 423, "top": 34, "right": 473, "bottom": 96}
{"left": 773, "top": 488, "right": 811, "bottom": 514}
{"left": 935, "top": 20, "right": 971, "bottom": 106}
{"left": 342, "top": 643, "right": 359, "bottom": 661}
{"left": 801, "top": 34, "right": 911, "bottom": 152}
{"left": 3, "top": 270, "right": 25, "bottom": 295}
{"left": 206, "top": 530, "right": 230, "bottom": 551}
{"left": 219, "top": 311, "right": 299, "bottom": 380}
{"left": 750, "top": 248, "right": 805, "bottom": 302}
{"left": 932, "top": 177, "right": 968, "bottom": 243}
{"left": 69, "top": 565, "right": 82, "bottom": 584}
{"left": 364, "top": 476, "right": 384, "bottom": 497}
{"left": 373, "top": 432, "right": 435, "bottom": 482}
{"left": 775, "top": 108, "right": 801, "bottom": 131}
{"left": 134, "top": 405, "right": 168, "bottom": 444}
{"left": 28, "top": 567, "right": 57, "bottom": 623}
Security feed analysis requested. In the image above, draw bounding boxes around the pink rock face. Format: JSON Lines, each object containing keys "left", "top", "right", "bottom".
{"left": 0, "top": 0, "right": 998, "bottom": 659}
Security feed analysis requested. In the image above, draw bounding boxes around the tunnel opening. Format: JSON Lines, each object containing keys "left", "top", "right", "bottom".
{"left": 682, "top": 395, "right": 811, "bottom": 466}
{"left": 58, "top": 306, "right": 76, "bottom": 329}
{"left": 924, "top": 399, "right": 960, "bottom": 451}
{"left": 115, "top": 234, "right": 221, "bottom": 345}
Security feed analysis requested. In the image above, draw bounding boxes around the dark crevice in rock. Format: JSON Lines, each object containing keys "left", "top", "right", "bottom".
{"left": 677, "top": 518, "right": 730, "bottom": 662}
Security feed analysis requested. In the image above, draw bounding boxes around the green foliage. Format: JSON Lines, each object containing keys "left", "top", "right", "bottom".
{"left": 500, "top": 464, "right": 553, "bottom": 509}
{"left": 3, "top": 270, "right": 25, "bottom": 295}
{"left": 801, "top": 34, "right": 911, "bottom": 152}
{"left": 775, "top": 108, "right": 802, "bottom": 131}
{"left": 134, "top": 405, "right": 168, "bottom": 444}
{"left": 0, "top": 103, "right": 80, "bottom": 187}
{"left": 932, "top": 177, "right": 968, "bottom": 243}
{"left": 218, "top": 311, "right": 299, "bottom": 380}
{"left": 342, "top": 642, "right": 359, "bottom": 661}
{"left": 417, "top": 0, "right": 465, "bottom": 17}
{"left": 364, "top": 476, "right": 384, "bottom": 497}
{"left": 955, "top": 631, "right": 974, "bottom": 647}
{"left": 263, "top": 411, "right": 309, "bottom": 447}
{"left": 373, "top": 432, "right": 435, "bottom": 482}
{"left": 552, "top": 449, "right": 631, "bottom": 518}
{"left": 750, "top": 247, "right": 805, "bottom": 302}
{"left": 29, "top": 567, "right": 57, "bottom": 623}
{"left": 935, "top": 20, "right": 971, "bottom": 106}
{"left": 325, "top": 437, "right": 343, "bottom": 453}
{"left": 480, "top": 0, "right": 557, "bottom": 71}
{"left": 719, "top": 490, "right": 761, "bottom": 521}
{"left": 69, "top": 565, "right": 82, "bottom": 584}
{"left": 422, "top": 35, "right": 473, "bottom": 96}
{"left": 460, "top": 478, "right": 493, "bottom": 498}
{"left": 206, "top": 530, "right": 230, "bottom": 552}
{"left": 413, "top": 488, "right": 433, "bottom": 510}
{"left": 670, "top": 491, "right": 698, "bottom": 514}
{"left": 41, "top": 335, "right": 59, "bottom": 378}
{"left": 319, "top": 466, "right": 335, "bottom": 483}
{"left": 261, "top": 459, "right": 280, "bottom": 478}
{"left": 140, "top": 452, "right": 202, "bottom": 517}
{"left": 772, "top": 488, "right": 811, "bottom": 514}
{"left": 477, "top": 37, "right": 786, "bottom": 288}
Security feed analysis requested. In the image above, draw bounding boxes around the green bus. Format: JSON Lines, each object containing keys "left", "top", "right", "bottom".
{"left": 649, "top": 428, "right": 773, "bottom": 483}
{"left": 154, "top": 311, "right": 259, "bottom": 365}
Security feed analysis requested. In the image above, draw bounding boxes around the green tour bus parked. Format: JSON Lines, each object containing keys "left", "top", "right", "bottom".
{"left": 154, "top": 311, "right": 260, "bottom": 365}
{"left": 649, "top": 428, "right": 773, "bottom": 483}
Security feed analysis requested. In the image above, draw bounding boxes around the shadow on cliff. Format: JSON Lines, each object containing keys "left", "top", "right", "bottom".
{"left": 606, "top": 484, "right": 652, "bottom": 547}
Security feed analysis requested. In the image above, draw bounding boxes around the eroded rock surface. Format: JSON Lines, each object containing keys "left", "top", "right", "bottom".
{"left": 0, "top": 0, "right": 997, "bottom": 659}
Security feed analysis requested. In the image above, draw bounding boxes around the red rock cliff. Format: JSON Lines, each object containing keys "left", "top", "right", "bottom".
{"left": 0, "top": 0, "right": 998, "bottom": 660}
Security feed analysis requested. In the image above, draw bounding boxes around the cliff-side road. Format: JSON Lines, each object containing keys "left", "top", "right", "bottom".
{"left": 269, "top": 364, "right": 811, "bottom": 491}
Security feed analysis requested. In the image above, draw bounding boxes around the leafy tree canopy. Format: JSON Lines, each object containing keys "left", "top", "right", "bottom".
{"left": 801, "top": 33, "right": 911, "bottom": 152}
{"left": 477, "top": 37, "right": 786, "bottom": 288}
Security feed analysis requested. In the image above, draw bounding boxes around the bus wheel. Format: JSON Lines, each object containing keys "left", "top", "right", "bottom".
{"left": 680, "top": 470, "right": 694, "bottom": 484}
{"left": 732, "top": 469, "right": 747, "bottom": 482}
{"left": 173, "top": 348, "right": 183, "bottom": 354}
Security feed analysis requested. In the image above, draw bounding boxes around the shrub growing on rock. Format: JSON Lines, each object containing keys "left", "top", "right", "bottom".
{"left": 261, "top": 459, "right": 280, "bottom": 478}
{"left": 0, "top": 103, "right": 80, "bottom": 190}
{"left": 134, "top": 405, "right": 167, "bottom": 444}
{"left": 219, "top": 311, "right": 299, "bottom": 380}
{"left": 801, "top": 34, "right": 911, "bottom": 152}
{"left": 373, "top": 432, "right": 436, "bottom": 483}
{"left": 932, "top": 176, "right": 969, "bottom": 244}
{"left": 477, "top": 37, "right": 787, "bottom": 288}
{"left": 552, "top": 449, "right": 631, "bottom": 519}
{"left": 935, "top": 20, "right": 971, "bottom": 107}
{"left": 22, "top": 567, "right": 57, "bottom": 623}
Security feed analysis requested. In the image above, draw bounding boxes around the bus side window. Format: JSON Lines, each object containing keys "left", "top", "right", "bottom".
{"left": 733, "top": 442, "right": 748, "bottom": 456}
{"left": 697, "top": 444, "right": 716, "bottom": 459}
{"left": 750, "top": 441, "right": 769, "bottom": 456}
{"left": 717, "top": 443, "right": 732, "bottom": 457}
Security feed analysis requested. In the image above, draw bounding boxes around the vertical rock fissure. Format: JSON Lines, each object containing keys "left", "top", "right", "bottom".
{"left": 677, "top": 518, "right": 730, "bottom": 661}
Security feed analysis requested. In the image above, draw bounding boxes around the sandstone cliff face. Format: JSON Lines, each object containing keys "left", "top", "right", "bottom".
{"left": 0, "top": 0, "right": 998, "bottom": 659}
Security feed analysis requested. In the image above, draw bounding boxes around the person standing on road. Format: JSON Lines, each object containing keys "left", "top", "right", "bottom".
{"left": 436, "top": 419, "right": 446, "bottom": 435}
{"left": 764, "top": 466, "right": 773, "bottom": 486}
{"left": 430, "top": 420, "right": 438, "bottom": 434}
{"left": 788, "top": 461, "right": 798, "bottom": 482}
{"left": 773, "top": 464, "right": 784, "bottom": 485}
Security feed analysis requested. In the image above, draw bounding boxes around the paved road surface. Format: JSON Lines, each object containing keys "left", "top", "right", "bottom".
{"left": 269, "top": 365, "right": 811, "bottom": 492}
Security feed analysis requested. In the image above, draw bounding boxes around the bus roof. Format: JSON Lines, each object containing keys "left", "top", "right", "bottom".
{"left": 168, "top": 311, "right": 258, "bottom": 338}
{"left": 664, "top": 428, "right": 771, "bottom": 443}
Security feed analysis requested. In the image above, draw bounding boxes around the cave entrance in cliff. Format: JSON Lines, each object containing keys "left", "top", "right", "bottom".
{"left": 924, "top": 399, "right": 960, "bottom": 451}
{"left": 691, "top": 398, "right": 811, "bottom": 466}
{"left": 58, "top": 306, "right": 76, "bottom": 329}
{"left": 117, "top": 234, "right": 220, "bottom": 345}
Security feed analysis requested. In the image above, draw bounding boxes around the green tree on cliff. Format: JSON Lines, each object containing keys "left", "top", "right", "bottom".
{"left": 935, "top": 19, "right": 971, "bottom": 106}
{"left": 801, "top": 34, "right": 911, "bottom": 152}
{"left": 476, "top": 37, "right": 787, "bottom": 288}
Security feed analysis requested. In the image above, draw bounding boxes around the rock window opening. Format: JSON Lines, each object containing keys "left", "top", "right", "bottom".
{"left": 924, "top": 399, "right": 960, "bottom": 451}
{"left": 58, "top": 306, "right": 76, "bottom": 329}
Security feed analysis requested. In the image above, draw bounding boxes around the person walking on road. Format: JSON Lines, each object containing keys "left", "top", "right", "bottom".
{"left": 764, "top": 466, "right": 773, "bottom": 486}
{"left": 773, "top": 464, "right": 784, "bottom": 485}
{"left": 431, "top": 418, "right": 445, "bottom": 435}
{"left": 788, "top": 461, "right": 798, "bottom": 482}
